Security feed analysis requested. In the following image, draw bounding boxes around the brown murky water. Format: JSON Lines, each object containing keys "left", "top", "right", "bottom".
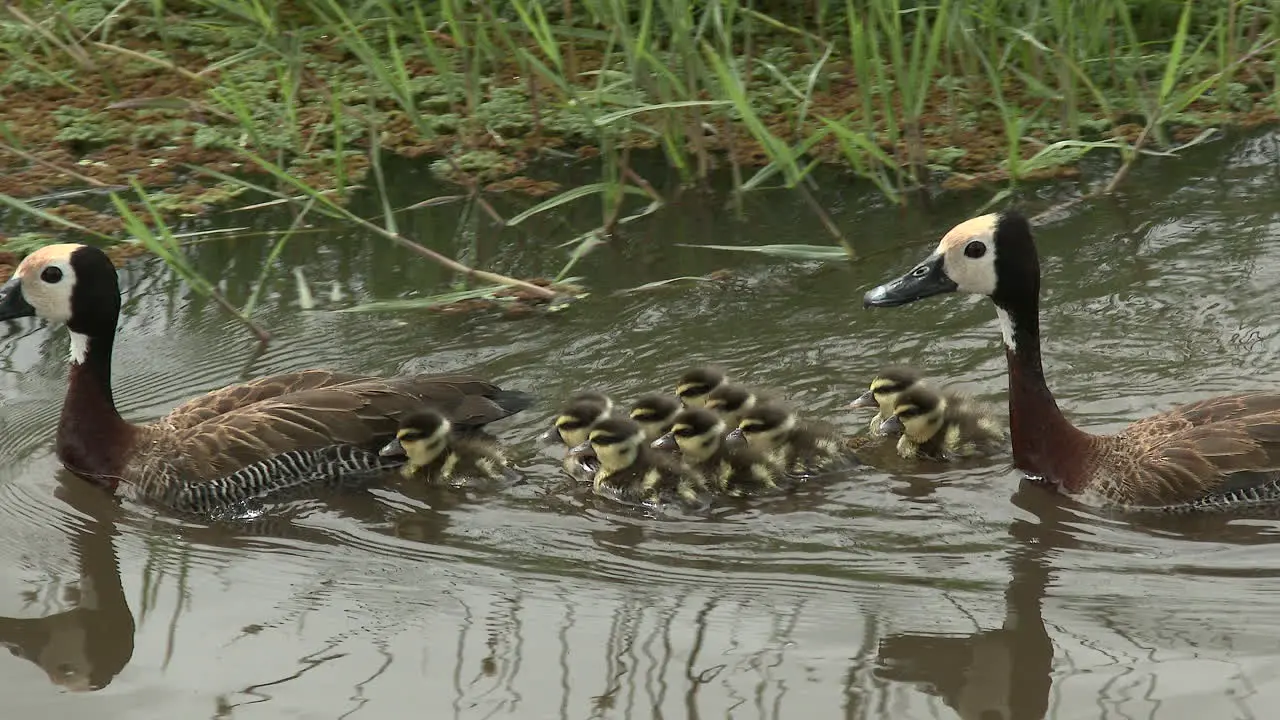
{"left": 2, "top": 131, "right": 1280, "bottom": 719}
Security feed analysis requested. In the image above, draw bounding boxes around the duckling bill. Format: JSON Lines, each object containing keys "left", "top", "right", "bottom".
{"left": 569, "top": 417, "right": 707, "bottom": 509}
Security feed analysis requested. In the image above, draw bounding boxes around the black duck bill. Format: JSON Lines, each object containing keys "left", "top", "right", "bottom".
{"left": 862, "top": 252, "right": 958, "bottom": 308}
{"left": 848, "top": 389, "right": 878, "bottom": 409}
{"left": 0, "top": 276, "right": 37, "bottom": 321}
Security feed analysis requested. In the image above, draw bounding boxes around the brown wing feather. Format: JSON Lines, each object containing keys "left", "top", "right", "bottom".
{"left": 160, "top": 370, "right": 368, "bottom": 431}
{"left": 1113, "top": 396, "right": 1280, "bottom": 504}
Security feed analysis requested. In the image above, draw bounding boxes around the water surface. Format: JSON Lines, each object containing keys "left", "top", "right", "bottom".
{"left": 2, "top": 132, "right": 1280, "bottom": 719}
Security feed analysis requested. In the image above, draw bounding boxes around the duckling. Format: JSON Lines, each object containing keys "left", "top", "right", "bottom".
{"left": 569, "top": 418, "right": 708, "bottom": 509}
{"left": 675, "top": 366, "right": 729, "bottom": 408}
{"left": 879, "top": 386, "right": 1005, "bottom": 461}
{"left": 379, "top": 409, "right": 512, "bottom": 486}
{"left": 654, "top": 408, "right": 783, "bottom": 497}
{"left": 569, "top": 390, "right": 614, "bottom": 415}
{"left": 629, "top": 393, "right": 682, "bottom": 441}
{"left": 849, "top": 366, "right": 926, "bottom": 435}
{"left": 703, "top": 383, "right": 760, "bottom": 428}
{"left": 726, "top": 401, "right": 859, "bottom": 477}
{"left": 540, "top": 396, "right": 613, "bottom": 447}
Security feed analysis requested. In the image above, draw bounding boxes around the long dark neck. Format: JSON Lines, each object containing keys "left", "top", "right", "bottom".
{"left": 1000, "top": 300, "right": 1093, "bottom": 491}
{"left": 57, "top": 331, "right": 136, "bottom": 487}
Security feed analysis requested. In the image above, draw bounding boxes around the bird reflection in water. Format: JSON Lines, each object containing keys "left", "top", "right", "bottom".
{"left": 0, "top": 478, "right": 135, "bottom": 691}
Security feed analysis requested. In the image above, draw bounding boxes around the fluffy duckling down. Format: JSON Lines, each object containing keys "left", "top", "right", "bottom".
{"left": 540, "top": 396, "right": 612, "bottom": 482}
{"left": 653, "top": 408, "right": 783, "bottom": 497}
{"left": 569, "top": 417, "right": 708, "bottom": 509}
{"left": 850, "top": 366, "right": 927, "bottom": 435}
{"left": 703, "top": 383, "right": 761, "bottom": 429}
{"left": 380, "top": 410, "right": 513, "bottom": 486}
{"left": 540, "top": 394, "right": 613, "bottom": 447}
{"left": 675, "top": 366, "right": 729, "bottom": 408}
{"left": 879, "top": 386, "right": 1005, "bottom": 461}
{"left": 726, "top": 401, "right": 861, "bottom": 477}
{"left": 629, "top": 393, "right": 682, "bottom": 442}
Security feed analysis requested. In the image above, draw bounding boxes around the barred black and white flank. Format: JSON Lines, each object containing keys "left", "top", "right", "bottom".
{"left": 167, "top": 444, "right": 403, "bottom": 514}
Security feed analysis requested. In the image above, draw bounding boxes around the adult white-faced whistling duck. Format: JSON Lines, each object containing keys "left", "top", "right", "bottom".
{"left": 0, "top": 244, "right": 530, "bottom": 509}
{"left": 863, "top": 210, "right": 1280, "bottom": 511}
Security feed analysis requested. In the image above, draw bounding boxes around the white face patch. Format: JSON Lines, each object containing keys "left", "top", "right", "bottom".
{"left": 15, "top": 245, "right": 81, "bottom": 325}
{"left": 934, "top": 214, "right": 998, "bottom": 297}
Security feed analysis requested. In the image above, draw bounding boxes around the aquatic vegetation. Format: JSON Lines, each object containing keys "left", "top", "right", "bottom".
{"left": 0, "top": 0, "right": 1275, "bottom": 329}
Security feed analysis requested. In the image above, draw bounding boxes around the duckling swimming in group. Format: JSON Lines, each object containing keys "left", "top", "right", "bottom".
{"left": 654, "top": 408, "right": 783, "bottom": 497}
{"left": 380, "top": 409, "right": 513, "bottom": 486}
{"left": 879, "top": 386, "right": 1006, "bottom": 461}
{"left": 569, "top": 390, "right": 614, "bottom": 415}
{"left": 849, "top": 366, "right": 926, "bottom": 435}
{"left": 569, "top": 417, "right": 708, "bottom": 509}
{"left": 703, "top": 383, "right": 760, "bottom": 429}
{"left": 675, "top": 366, "right": 729, "bottom": 408}
{"left": 539, "top": 397, "right": 612, "bottom": 481}
{"left": 629, "top": 393, "right": 682, "bottom": 441}
{"left": 726, "top": 401, "right": 860, "bottom": 477}
{"left": 541, "top": 395, "right": 613, "bottom": 447}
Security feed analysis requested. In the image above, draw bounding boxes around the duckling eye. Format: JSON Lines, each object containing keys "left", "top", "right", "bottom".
{"left": 400, "top": 431, "right": 426, "bottom": 441}
{"left": 558, "top": 420, "right": 583, "bottom": 430}
{"left": 41, "top": 266, "right": 63, "bottom": 284}
{"left": 964, "top": 241, "right": 987, "bottom": 259}
{"left": 591, "top": 435, "right": 622, "bottom": 446}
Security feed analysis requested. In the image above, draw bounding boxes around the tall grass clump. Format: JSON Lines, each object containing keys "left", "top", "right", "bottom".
{"left": 0, "top": 0, "right": 1276, "bottom": 308}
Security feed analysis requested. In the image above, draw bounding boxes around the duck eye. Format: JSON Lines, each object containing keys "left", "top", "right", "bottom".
{"left": 558, "top": 420, "right": 582, "bottom": 430}
{"left": 910, "top": 264, "right": 930, "bottom": 278}
{"left": 41, "top": 266, "right": 63, "bottom": 284}
{"left": 963, "top": 241, "right": 987, "bottom": 259}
